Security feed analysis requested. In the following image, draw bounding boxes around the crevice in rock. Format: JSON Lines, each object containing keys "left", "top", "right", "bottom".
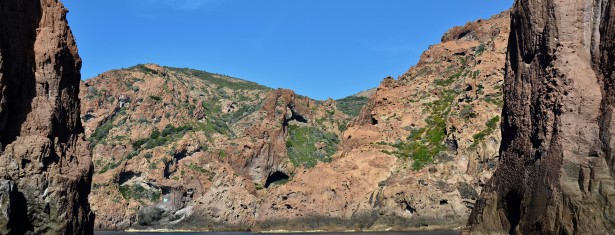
{"left": 7, "top": 189, "right": 32, "bottom": 234}
{"left": 118, "top": 171, "right": 141, "bottom": 185}
{"left": 264, "top": 171, "right": 289, "bottom": 188}
{"left": 504, "top": 190, "right": 522, "bottom": 234}
{"left": 446, "top": 137, "right": 459, "bottom": 152}
{"left": 163, "top": 150, "right": 190, "bottom": 179}
{"left": 282, "top": 104, "right": 308, "bottom": 127}
{"left": 457, "top": 30, "right": 477, "bottom": 41}
{"left": 163, "top": 161, "right": 173, "bottom": 179}
{"left": 371, "top": 116, "right": 378, "bottom": 125}
{"left": 173, "top": 150, "right": 189, "bottom": 162}
{"left": 404, "top": 202, "right": 417, "bottom": 215}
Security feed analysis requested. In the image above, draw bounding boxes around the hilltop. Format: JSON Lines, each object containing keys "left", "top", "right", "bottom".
{"left": 81, "top": 10, "right": 509, "bottom": 231}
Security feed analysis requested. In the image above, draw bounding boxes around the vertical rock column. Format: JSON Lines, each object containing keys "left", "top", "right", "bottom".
{"left": 467, "top": 0, "right": 615, "bottom": 234}
{"left": 0, "top": 0, "right": 94, "bottom": 234}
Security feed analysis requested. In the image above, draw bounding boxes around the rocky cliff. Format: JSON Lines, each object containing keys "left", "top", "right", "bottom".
{"left": 467, "top": 0, "right": 615, "bottom": 234}
{"left": 82, "top": 10, "right": 510, "bottom": 231}
{"left": 0, "top": 0, "right": 94, "bottom": 234}
{"left": 253, "top": 11, "right": 510, "bottom": 232}
{"left": 80, "top": 64, "right": 349, "bottom": 230}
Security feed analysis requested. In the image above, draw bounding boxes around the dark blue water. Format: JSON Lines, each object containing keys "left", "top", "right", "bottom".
{"left": 95, "top": 231, "right": 459, "bottom": 235}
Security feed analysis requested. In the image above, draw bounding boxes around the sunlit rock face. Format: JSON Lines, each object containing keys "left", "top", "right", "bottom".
{"left": 0, "top": 0, "right": 94, "bottom": 234}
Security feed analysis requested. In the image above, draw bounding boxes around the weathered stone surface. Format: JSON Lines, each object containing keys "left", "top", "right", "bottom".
{"left": 0, "top": 0, "right": 94, "bottom": 234}
{"left": 467, "top": 0, "right": 615, "bottom": 234}
{"left": 81, "top": 10, "right": 511, "bottom": 231}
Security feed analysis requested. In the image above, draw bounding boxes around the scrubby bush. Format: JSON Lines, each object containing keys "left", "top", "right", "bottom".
{"left": 90, "top": 121, "right": 114, "bottom": 146}
{"left": 336, "top": 96, "right": 369, "bottom": 117}
{"left": 286, "top": 125, "right": 339, "bottom": 168}
{"left": 119, "top": 184, "right": 161, "bottom": 202}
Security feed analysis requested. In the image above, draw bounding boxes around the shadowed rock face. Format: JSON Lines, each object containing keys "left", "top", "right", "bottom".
{"left": 467, "top": 0, "right": 615, "bottom": 234}
{"left": 0, "top": 0, "right": 94, "bottom": 234}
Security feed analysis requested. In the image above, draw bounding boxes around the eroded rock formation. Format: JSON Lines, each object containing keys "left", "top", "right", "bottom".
{"left": 467, "top": 0, "right": 615, "bottom": 233}
{"left": 81, "top": 9, "right": 512, "bottom": 231}
{"left": 0, "top": 0, "right": 93, "bottom": 234}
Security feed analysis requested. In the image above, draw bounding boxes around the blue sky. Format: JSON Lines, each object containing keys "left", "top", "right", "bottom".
{"left": 63, "top": 0, "right": 513, "bottom": 100}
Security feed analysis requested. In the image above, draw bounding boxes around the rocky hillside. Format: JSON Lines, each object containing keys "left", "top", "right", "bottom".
{"left": 82, "top": 10, "right": 510, "bottom": 232}
{"left": 0, "top": 0, "right": 94, "bottom": 234}
{"left": 254, "top": 11, "right": 510, "bottom": 231}
{"left": 336, "top": 88, "right": 375, "bottom": 117}
{"left": 80, "top": 64, "right": 352, "bottom": 230}
{"left": 467, "top": 0, "right": 615, "bottom": 234}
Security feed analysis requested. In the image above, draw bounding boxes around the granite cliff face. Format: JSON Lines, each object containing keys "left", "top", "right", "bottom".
{"left": 467, "top": 0, "right": 615, "bottom": 234}
{"left": 82, "top": 11, "right": 510, "bottom": 231}
{"left": 0, "top": 0, "right": 94, "bottom": 234}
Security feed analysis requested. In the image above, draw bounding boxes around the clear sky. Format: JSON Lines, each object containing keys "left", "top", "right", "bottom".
{"left": 63, "top": 0, "right": 513, "bottom": 100}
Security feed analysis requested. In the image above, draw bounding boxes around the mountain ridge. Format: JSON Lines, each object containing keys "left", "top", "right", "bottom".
{"left": 81, "top": 10, "right": 510, "bottom": 231}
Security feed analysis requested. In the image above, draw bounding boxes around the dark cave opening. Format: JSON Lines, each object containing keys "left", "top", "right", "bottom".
{"left": 118, "top": 171, "right": 141, "bottom": 185}
{"left": 264, "top": 171, "right": 290, "bottom": 188}
{"left": 371, "top": 116, "right": 378, "bottom": 125}
{"left": 404, "top": 202, "right": 417, "bottom": 214}
{"left": 504, "top": 190, "right": 522, "bottom": 234}
{"left": 283, "top": 105, "right": 308, "bottom": 127}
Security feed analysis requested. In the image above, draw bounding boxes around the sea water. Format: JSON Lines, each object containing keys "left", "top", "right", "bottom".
{"left": 95, "top": 231, "right": 459, "bottom": 235}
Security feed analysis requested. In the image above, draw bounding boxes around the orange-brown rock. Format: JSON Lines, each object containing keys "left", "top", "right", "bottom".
{"left": 467, "top": 0, "right": 615, "bottom": 234}
{"left": 82, "top": 9, "right": 511, "bottom": 233}
{"left": 253, "top": 11, "right": 510, "bottom": 231}
{"left": 80, "top": 65, "right": 348, "bottom": 230}
{"left": 0, "top": 0, "right": 94, "bottom": 234}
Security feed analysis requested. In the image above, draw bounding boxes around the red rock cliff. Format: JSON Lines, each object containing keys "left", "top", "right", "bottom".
{"left": 0, "top": 0, "right": 94, "bottom": 234}
{"left": 467, "top": 0, "right": 615, "bottom": 233}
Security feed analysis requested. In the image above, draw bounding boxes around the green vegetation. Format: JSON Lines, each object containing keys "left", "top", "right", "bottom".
{"left": 390, "top": 90, "right": 453, "bottom": 170}
{"left": 185, "top": 163, "right": 209, "bottom": 174}
{"left": 85, "top": 87, "right": 101, "bottom": 100}
{"left": 484, "top": 94, "right": 504, "bottom": 107}
{"left": 197, "top": 119, "right": 231, "bottom": 137}
{"left": 119, "top": 184, "right": 161, "bottom": 202}
{"left": 185, "top": 163, "right": 215, "bottom": 181}
{"left": 130, "top": 64, "right": 159, "bottom": 75}
{"left": 218, "top": 150, "right": 226, "bottom": 161}
{"left": 132, "top": 124, "right": 192, "bottom": 150}
{"left": 98, "top": 161, "right": 120, "bottom": 174}
{"left": 384, "top": 56, "right": 471, "bottom": 170}
{"left": 149, "top": 95, "right": 162, "bottom": 101}
{"left": 336, "top": 96, "right": 369, "bottom": 117}
{"left": 167, "top": 67, "right": 270, "bottom": 91}
{"left": 477, "top": 84, "right": 485, "bottom": 95}
{"left": 469, "top": 116, "right": 500, "bottom": 149}
{"left": 89, "top": 121, "right": 114, "bottom": 147}
{"left": 286, "top": 124, "right": 339, "bottom": 168}
{"left": 460, "top": 105, "right": 477, "bottom": 120}
{"left": 125, "top": 151, "right": 138, "bottom": 160}
{"left": 221, "top": 102, "right": 263, "bottom": 124}
{"left": 434, "top": 77, "right": 455, "bottom": 87}
{"left": 202, "top": 100, "right": 222, "bottom": 116}
{"left": 475, "top": 43, "right": 486, "bottom": 56}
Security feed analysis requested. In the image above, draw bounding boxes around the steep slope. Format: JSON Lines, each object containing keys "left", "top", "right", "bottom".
{"left": 80, "top": 64, "right": 351, "bottom": 230}
{"left": 253, "top": 12, "right": 510, "bottom": 231}
{"left": 467, "top": 0, "right": 615, "bottom": 234}
{"left": 336, "top": 89, "right": 376, "bottom": 117}
{"left": 82, "top": 10, "right": 511, "bottom": 232}
{"left": 0, "top": 0, "right": 94, "bottom": 234}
